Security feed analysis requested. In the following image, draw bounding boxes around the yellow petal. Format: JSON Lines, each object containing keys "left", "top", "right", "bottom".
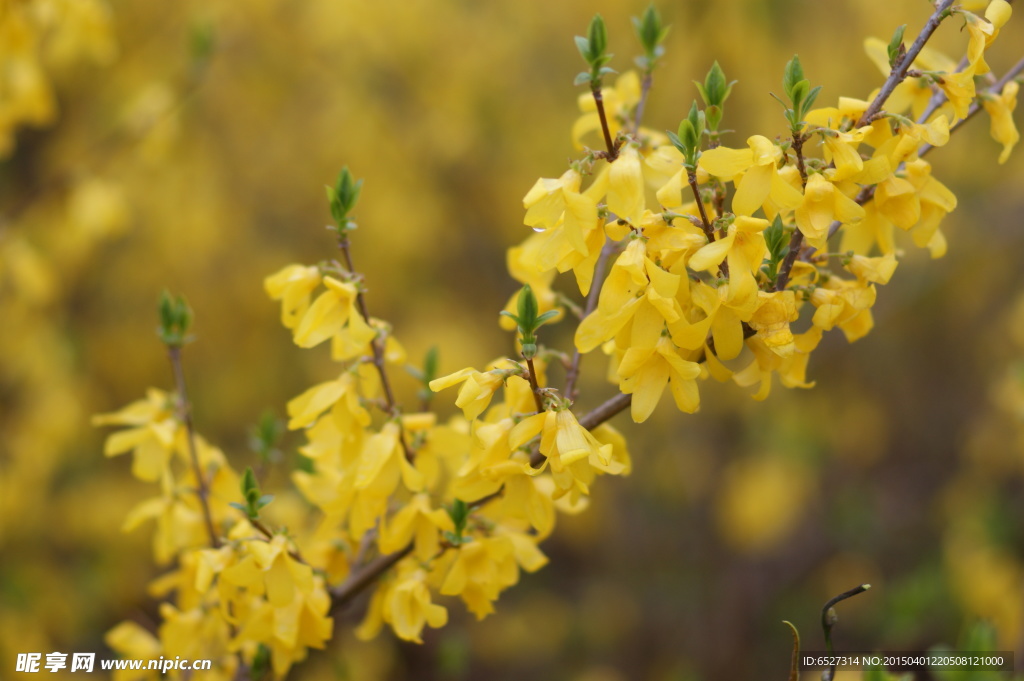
{"left": 699, "top": 145, "right": 753, "bottom": 178}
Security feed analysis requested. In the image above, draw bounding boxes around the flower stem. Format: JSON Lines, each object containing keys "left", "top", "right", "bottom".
{"left": 167, "top": 346, "right": 220, "bottom": 549}
{"left": 824, "top": 57, "right": 1024, "bottom": 243}
{"left": 331, "top": 545, "right": 413, "bottom": 612}
{"left": 856, "top": 0, "right": 955, "bottom": 127}
{"left": 592, "top": 85, "right": 619, "bottom": 160}
{"left": 564, "top": 238, "right": 615, "bottom": 402}
{"left": 338, "top": 234, "right": 414, "bottom": 462}
{"left": 633, "top": 69, "right": 654, "bottom": 133}
{"left": 526, "top": 357, "right": 545, "bottom": 413}
{"left": 687, "top": 170, "right": 716, "bottom": 244}
{"left": 775, "top": 132, "right": 809, "bottom": 292}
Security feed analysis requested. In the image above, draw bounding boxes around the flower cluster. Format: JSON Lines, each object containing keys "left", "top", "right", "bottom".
{"left": 94, "top": 2, "right": 1022, "bottom": 676}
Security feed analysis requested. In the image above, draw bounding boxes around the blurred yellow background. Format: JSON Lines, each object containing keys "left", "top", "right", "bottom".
{"left": 2, "top": 0, "right": 1024, "bottom": 679}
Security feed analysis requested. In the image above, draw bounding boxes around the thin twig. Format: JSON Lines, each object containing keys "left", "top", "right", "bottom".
{"left": 592, "top": 85, "right": 619, "bottom": 160}
{"left": 338, "top": 234, "right": 415, "bottom": 462}
{"left": 775, "top": 133, "right": 809, "bottom": 292}
{"left": 578, "top": 391, "right": 632, "bottom": 430}
{"left": 331, "top": 545, "right": 413, "bottom": 611}
{"left": 633, "top": 70, "right": 654, "bottom": 134}
{"left": 823, "top": 57, "right": 1024, "bottom": 242}
{"left": 564, "top": 238, "right": 615, "bottom": 402}
{"left": 821, "top": 584, "right": 871, "bottom": 681}
{"left": 525, "top": 357, "right": 545, "bottom": 413}
{"left": 856, "top": 0, "right": 956, "bottom": 128}
{"left": 918, "top": 55, "right": 1024, "bottom": 157}
{"left": 687, "top": 170, "right": 716, "bottom": 243}
{"left": 167, "top": 346, "right": 219, "bottom": 549}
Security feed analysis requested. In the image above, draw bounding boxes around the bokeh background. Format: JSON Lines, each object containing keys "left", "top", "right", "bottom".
{"left": 2, "top": 0, "right": 1024, "bottom": 679}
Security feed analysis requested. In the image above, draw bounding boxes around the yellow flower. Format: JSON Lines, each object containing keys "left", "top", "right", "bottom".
{"left": 386, "top": 565, "right": 448, "bottom": 643}
{"left": 246, "top": 535, "right": 315, "bottom": 607}
{"left": 699, "top": 135, "right": 802, "bottom": 217}
{"left": 904, "top": 159, "right": 958, "bottom": 257}
{"left": 522, "top": 168, "right": 599, "bottom": 255}
{"left": 617, "top": 334, "right": 701, "bottom": 422}
{"left": 439, "top": 536, "right": 526, "bottom": 619}
{"left": 378, "top": 493, "right": 455, "bottom": 562}
{"left": 575, "top": 239, "right": 685, "bottom": 353}
{"left": 93, "top": 389, "right": 177, "bottom": 482}
{"left": 962, "top": 1, "right": 1012, "bottom": 75}
{"left": 935, "top": 69, "right": 977, "bottom": 121}
{"left": 293, "top": 276, "right": 376, "bottom": 358}
{"left": 747, "top": 291, "right": 799, "bottom": 357}
{"left": 122, "top": 480, "right": 208, "bottom": 564}
{"left": 846, "top": 253, "right": 898, "bottom": 285}
{"left": 264, "top": 264, "right": 322, "bottom": 329}
{"left": 429, "top": 362, "right": 512, "bottom": 420}
{"left": 510, "top": 408, "right": 625, "bottom": 502}
{"left": 794, "top": 173, "right": 865, "bottom": 249}
{"left": 819, "top": 127, "right": 872, "bottom": 182}
{"left": 810, "top": 278, "right": 877, "bottom": 342}
{"left": 286, "top": 372, "right": 369, "bottom": 430}
{"left": 607, "top": 144, "right": 646, "bottom": 226}
{"left": 106, "top": 621, "right": 161, "bottom": 681}
{"left": 873, "top": 174, "right": 920, "bottom": 231}
{"left": 982, "top": 80, "right": 1019, "bottom": 164}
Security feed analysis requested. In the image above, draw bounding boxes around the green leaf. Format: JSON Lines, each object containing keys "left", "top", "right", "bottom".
{"left": 632, "top": 5, "right": 665, "bottom": 59}
{"left": 516, "top": 284, "right": 539, "bottom": 332}
{"left": 574, "top": 71, "right": 592, "bottom": 86}
{"left": 704, "top": 105, "right": 721, "bottom": 132}
{"left": 803, "top": 85, "right": 822, "bottom": 113}
{"left": 700, "top": 61, "right": 729, "bottom": 107}
{"left": 765, "top": 215, "right": 787, "bottom": 258}
{"left": 587, "top": 14, "right": 607, "bottom": 60}
{"left": 535, "top": 309, "right": 560, "bottom": 326}
{"left": 887, "top": 24, "right": 907, "bottom": 68}
{"left": 783, "top": 55, "right": 804, "bottom": 99}
{"left": 447, "top": 498, "right": 469, "bottom": 539}
{"left": 677, "top": 120, "right": 695, "bottom": 152}
{"left": 790, "top": 79, "right": 809, "bottom": 111}
{"left": 666, "top": 129, "right": 685, "bottom": 154}
{"left": 574, "top": 35, "right": 591, "bottom": 62}
{"left": 329, "top": 167, "right": 362, "bottom": 229}
{"left": 157, "top": 290, "right": 193, "bottom": 347}
{"left": 687, "top": 100, "right": 703, "bottom": 131}
{"left": 422, "top": 346, "right": 439, "bottom": 385}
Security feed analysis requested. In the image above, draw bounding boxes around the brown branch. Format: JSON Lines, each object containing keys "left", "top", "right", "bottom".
{"left": 338, "top": 234, "right": 414, "bottom": 462}
{"left": 592, "top": 85, "right": 619, "bottom": 160}
{"left": 918, "top": 55, "right": 1024, "bottom": 157}
{"left": 633, "top": 70, "right": 654, "bottom": 134}
{"left": 775, "top": 133, "right": 810, "bottom": 292}
{"left": 564, "top": 238, "right": 615, "bottom": 402}
{"left": 687, "top": 170, "right": 716, "bottom": 243}
{"left": 167, "top": 346, "right": 219, "bottom": 549}
{"left": 856, "top": 0, "right": 956, "bottom": 128}
{"left": 330, "top": 545, "right": 413, "bottom": 612}
{"left": 525, "top": 357, "right": 545, "bottom": 413}
{"left": 578, "top": 391, "right": 633, "bottom": 430}
{"left": 824, "top": 57, "right": 1024, "bottom": 242}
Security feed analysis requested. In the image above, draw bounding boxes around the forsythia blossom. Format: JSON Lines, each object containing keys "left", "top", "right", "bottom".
{"left": 93, "top": 4, "right": 1021, "bottom": 677}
